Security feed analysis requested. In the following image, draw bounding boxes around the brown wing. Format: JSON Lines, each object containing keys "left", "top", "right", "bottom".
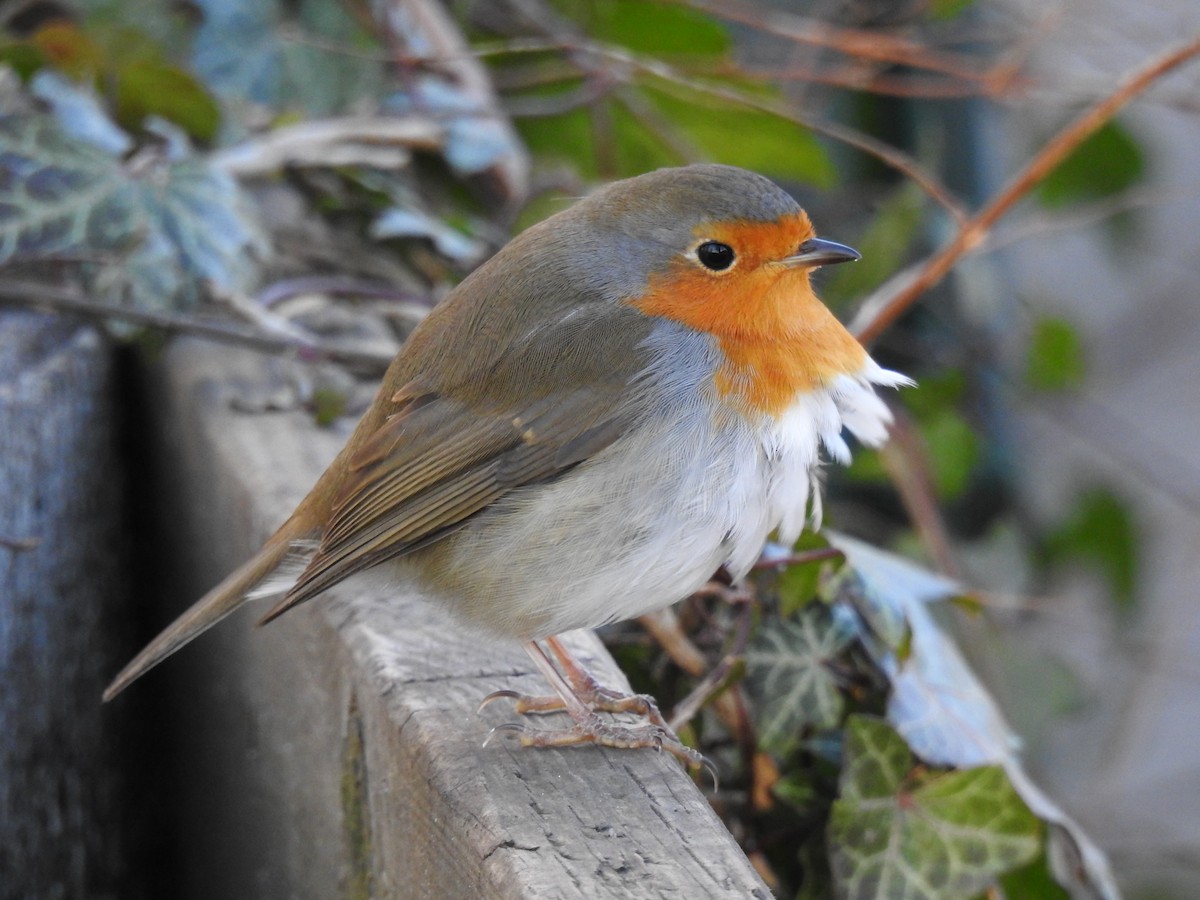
{"left": 267, "top": 389, "right": 629, "bottom": 616}
{"left": 263, "top": 389, "right": 641, "bottom": 623}
{"left": 258, "top": 297, "right": 660, "bottom": 623}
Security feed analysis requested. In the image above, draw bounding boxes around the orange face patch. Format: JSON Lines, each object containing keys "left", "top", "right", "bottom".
{"left": 629, "top": 215, "right": 867, "bottom": 417}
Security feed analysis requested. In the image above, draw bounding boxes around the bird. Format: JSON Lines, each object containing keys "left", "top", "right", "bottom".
{"left": 103, "top": 164, "right": 909, "bottom": 765}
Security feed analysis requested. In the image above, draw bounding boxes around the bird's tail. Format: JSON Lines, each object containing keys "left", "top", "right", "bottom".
{"left": 102, "top": 522, "right": 315, "bottom": 702}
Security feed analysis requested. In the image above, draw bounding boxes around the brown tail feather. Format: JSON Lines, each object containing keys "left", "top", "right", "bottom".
{"left": 102, "top": 528, "right": 301, "bottom": 702}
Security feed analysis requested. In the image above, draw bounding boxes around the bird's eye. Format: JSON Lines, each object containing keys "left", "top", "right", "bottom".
{"left": 696, "top": 241, "right": 735, "bottom": 272}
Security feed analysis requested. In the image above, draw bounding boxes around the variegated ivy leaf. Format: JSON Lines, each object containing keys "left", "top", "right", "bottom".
{"left": 829, "top": 716, "right": 1040, "bottom": 899}
{"left": 744, "top": 603, "right": 859, "bottom": 756}
{"left": 0, "top": 114, "right": 265, "bottom": 317}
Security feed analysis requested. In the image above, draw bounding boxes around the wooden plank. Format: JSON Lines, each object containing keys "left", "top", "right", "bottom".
{"left": 0, "top": 312, "right": 144, "bottom": 897}
{"left": 134, "top": 338, "right": 771, "bottom": 899}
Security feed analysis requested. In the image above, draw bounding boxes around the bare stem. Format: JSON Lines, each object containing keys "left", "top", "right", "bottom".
{"left": 0, "top": 280, "right": 396, "bottom": 373}
{"left": 851, "top": 34, "right": 1200, "bottom": 345}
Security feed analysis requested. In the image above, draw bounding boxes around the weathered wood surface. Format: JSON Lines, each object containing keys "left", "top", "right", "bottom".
{"left": 131, "top": 338, "right": 771, "bottom": 899}
{"left": 0, "top": 312, "right": 142, "bottom": 898}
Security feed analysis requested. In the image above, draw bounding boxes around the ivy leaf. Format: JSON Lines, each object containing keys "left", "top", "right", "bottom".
{"left": 745, "top": 603, "right": 858, "bottom": 756}
{"left": 828, "top": 716, "right": 1040, "bottom": 899}
{"left": 827, "top": 533, "right": 1010, "bottom": 768}
{"left": 190, "top": 0, "right": 282, "bottom": 107}
{"left": 0, "top": 115, "right": 265, "bottom": 315}
{"left": 827, "top": 535, "right": 1122, "bottom": 898}
{"left": 1025, "top": 316, "right": 1086, "bottom": 392}
{"left": 0, "top": 114, "right": 136, "bottom": 262}
{"left": 29, "top": 70, "right": 133, "bottom": 155}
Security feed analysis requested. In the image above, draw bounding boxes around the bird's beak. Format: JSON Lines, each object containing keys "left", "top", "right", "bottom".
{"left": 782, "top": 237, "right": 861, "bottom": 269}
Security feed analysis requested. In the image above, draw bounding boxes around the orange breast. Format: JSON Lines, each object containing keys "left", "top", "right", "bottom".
{"left": 629, "top": 218, "right": 867, "bottom": 418}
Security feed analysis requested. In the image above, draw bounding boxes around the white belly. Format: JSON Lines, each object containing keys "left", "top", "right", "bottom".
{"left": 402, "top": 330, "right": 907, "bottom": 641}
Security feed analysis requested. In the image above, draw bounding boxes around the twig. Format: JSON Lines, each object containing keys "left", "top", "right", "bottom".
{"left": 638, "top": 606, "right": 747, "bottom": 735}
{"left": 212, "top": 117, "right": 442, "bottom": 177}
{"left": 485, "top": 6, "right": 967, "bottom": 220}
{"left": 0, "top": 280, "right": 396, "bottom": 373}
{"left": 679, "top": 0, "right": 994, "bottom": 83}
{"left": 983, "top": 183, "right": 1200, "bottom": 254}
{"left": 596, "top": 45, "right": 969, "bottom": 222}
{"left": 851, "top": 35, "right": 1200, "bottom": 345}
{"left": 751, "top": 547, "right": 844, "bottom": 570}
{"left": 878, "top": 411, "right": 962, "bottom": 579}
{"left": 668, "top": 597, "right": 754, "bottom": 731}
{"left": 730, "top": 63, "right": 1023, "bottom": 100}
{"left": 254, "top": 275, "right": 436, "bottom": 311}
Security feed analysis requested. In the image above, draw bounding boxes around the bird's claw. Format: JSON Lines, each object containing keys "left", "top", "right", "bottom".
{"left": 482, "top": 704, "right": 714, "bottom": 779}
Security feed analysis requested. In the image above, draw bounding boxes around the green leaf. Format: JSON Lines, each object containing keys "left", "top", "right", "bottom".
{"left": 1043, "top": 487, "right": 1138, "bottom": 612}
{"left": 928, "top": 0, "right": 977, "bottom": 20}
{"left": 900, "top": 369, "right": 967, "bottom": 419}
{"left": 116, "top": 60, "right": 221, "bottom": 142}
{"left": 829, "top": 716, "right": 1040, "bottom": 899}
{"left": 775, "top": 532, "right": 836, "bottom": 618}
{"left": 1025, "top": 316, "right": 1086, "bottom": 391}
{"left": 920, "top": 409, "right": 980, "bottom": 500}
{"left": 562, "top": 0, "right": 730, "bottom": 57}
{"left": 1038, "top": 120, "right": 1144, "bottom": 208}
{"left": 515, "top": 104, "right": 601, "bottom": 179}
{"left": 516, "top": 79, "right": 834, "bottom": 186}
{"left": 745, "top": 604, "right": 858, "bottom": 755}
{"left": 0, "top": 42, "right": 49, "bottom": 81}
{"left": 515, "top": 96, "right": 682, "bottom": 180}
{"left": 641, "top": 84, "right": 836, "bottom": 187}
{"left": 996, "top": 851, "right": 1071, "bottom": 899}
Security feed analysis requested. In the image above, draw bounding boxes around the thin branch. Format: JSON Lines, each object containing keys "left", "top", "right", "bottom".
{"left": 878, "top": 411, "right": 962, "bottom": 579}
{"left": 851, "top": 34, "right": 1200, "bottom": 345}
{"left": 729, "top": 62, "right": 1023, "bottom": 100}
{"left": 983, "top": 183, "right": 1200, "bottom": 254}
{"left": 594, "top": 45, "right": 968, "bottom": 222}
{"left": 212, "top": 117, "right": 441, "bottom": 177}
{"left": 0, "top": 280, "right": 396, "bottom": 373}
{"left": 638, "top": 604, "right": 749, "bottom": 740}
{"left": 678, "top": 0, "right": 994, "bottom": 83}
{"left": 751, "top": 547, "right": 844, "bottom": 570}
{"left": 481, "top": 9, "right": 968, "bottom": 219}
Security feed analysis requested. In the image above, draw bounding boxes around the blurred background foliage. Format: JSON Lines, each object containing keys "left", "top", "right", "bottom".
{"left": 3, "top": 0, "right": 1189, "bottom": 897}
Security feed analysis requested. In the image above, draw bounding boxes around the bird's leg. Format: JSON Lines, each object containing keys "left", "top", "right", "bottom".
{"left": 481, "top": 635, "right": 669, "bottom": 726}
{"left": 481, "top": 638, "right": 707, "bottom": 770}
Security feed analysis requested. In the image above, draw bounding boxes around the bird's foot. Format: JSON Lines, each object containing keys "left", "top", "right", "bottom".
{"left": 478, "top": 637, "right": 714, "bottom": 779}
{"left": 479, "top": 684, "right": 667, "bottom": 725}
{"left": 483, "top": 711, "right": 711, "bottom": 774}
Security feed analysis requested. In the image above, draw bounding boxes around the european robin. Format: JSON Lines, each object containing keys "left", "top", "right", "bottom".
{"left": 104, "top": 164, "right": 909, "bottom": 765}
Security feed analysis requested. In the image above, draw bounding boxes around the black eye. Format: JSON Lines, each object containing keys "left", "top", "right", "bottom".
{"left": 696, "top": 241, "right": 735, "bottom": 271}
